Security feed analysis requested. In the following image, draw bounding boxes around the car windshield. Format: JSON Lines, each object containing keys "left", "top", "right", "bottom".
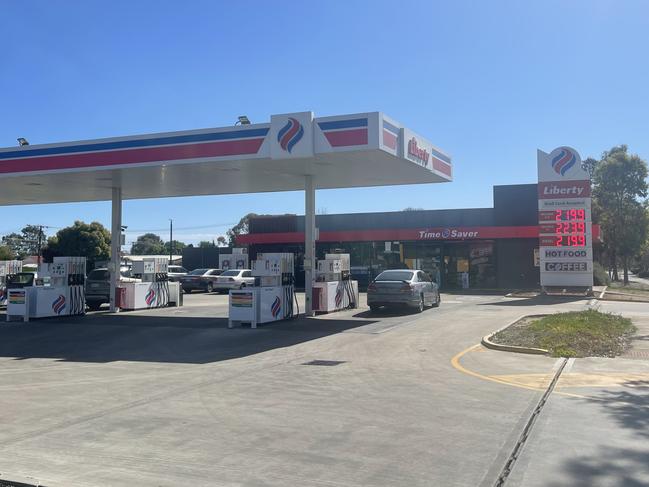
{"left": 221, "top": 270, "right": 240, "bottom": 276}
{"left": 375, "top": 271, "right": 414, "bottom": 281}
{"left": 169, "top": 267, "right": 185, "bottom": 273}
{"left": 7, "top": 273, "right": 34, "bottom": 285}
{"left": 88, "top": 269, "right": 109, "bottom": 281}
{"left": 188, "top": 269, "right": 208, "bottom": 275}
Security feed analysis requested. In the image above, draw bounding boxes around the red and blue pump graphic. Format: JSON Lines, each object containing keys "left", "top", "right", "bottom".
{"left": 52, "top": 294, "right": 66, "bottom": 315}
{"left": 271, "top": 296, "right": 281, "bottom": 318}
{"left": 551, "top": 148, "right": 577, "bottom": 176}
{"left": 335, "top": 287, "right": 343, "bottom": 308}
{"left": 277, "top": 118, "right": 304, "bottom": 153}
{"left": 145, "top": 288, "right": 156, "bottom": 306}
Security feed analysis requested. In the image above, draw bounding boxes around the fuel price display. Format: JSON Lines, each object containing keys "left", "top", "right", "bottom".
{"left": 554, "top": 209, "right": 585, "bottom": 221}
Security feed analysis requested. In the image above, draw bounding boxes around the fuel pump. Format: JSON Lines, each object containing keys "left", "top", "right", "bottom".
{"left": 219, "top": 248, "right": 249, "bottom": 271}
{"left": 0, "top": 260, "right": 22, "bottom": 307}
{"left": 313, "top": 253, "right": 359, "bottom": 313}
{"left": 228, "top": 253, "right": 296, "bottom": 328}
{"left": 121, "top": 257, "right": 180, "bottom": 310}
{"left": 6, "top": 257, "right": 86, "bottom": 322}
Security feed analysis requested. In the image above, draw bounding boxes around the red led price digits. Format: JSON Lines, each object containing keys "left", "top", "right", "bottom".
{"left": 554, "top": 209, "right": 586, "bottom": 221}
{"left": 554, "top": 235, "right": 587, "bottom": 247}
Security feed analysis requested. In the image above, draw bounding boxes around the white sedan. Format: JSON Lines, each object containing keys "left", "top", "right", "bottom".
{"left": 212, "top": 269, "right": 255, "bottom": 293}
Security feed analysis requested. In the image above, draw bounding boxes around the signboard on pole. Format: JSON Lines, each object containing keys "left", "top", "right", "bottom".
{"left": 537, "top": 147, "right": 593, "bottom": 288}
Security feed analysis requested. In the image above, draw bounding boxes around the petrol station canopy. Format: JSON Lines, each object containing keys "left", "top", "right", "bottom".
{"left": 0, "top": 111, "right": 452, "bottom": 205}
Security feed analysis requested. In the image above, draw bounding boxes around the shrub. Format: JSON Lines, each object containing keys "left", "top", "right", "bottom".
{"left": 593, "top": 262, "right": 611, "bottom": 286}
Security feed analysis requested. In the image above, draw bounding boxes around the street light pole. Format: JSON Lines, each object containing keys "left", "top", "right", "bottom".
{"left": 169, "top": 219, "right": 173, "bottom": 263}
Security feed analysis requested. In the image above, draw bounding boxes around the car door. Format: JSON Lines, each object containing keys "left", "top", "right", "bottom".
{"left": 418, "top": 271, "right": 433, "bottom": 305}
{"left": 242, "top": 270, "right": 254, "bottom": 285}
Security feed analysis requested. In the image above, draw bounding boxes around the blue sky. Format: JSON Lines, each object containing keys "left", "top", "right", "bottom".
{"left": 2, "top": 0, "right": 648, "bottom": 246}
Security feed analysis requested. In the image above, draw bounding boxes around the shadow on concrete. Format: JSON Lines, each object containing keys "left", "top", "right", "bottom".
{"left": 0, "top": 312, "right": 377, "bottom": 365}
{"left": 549, "top": 446, "right": 649, "bottom": 487}
{"left": 584, "top": 381, "right": 649, "bottom": 440}
{"left": 352, "top": 307, "right": 421, "bottom": 319}
{"left": 478, "top": 295, "right": 589, "bottom": 307}
{"left": 550, "top": 381, "right": 649, "bottom": 486}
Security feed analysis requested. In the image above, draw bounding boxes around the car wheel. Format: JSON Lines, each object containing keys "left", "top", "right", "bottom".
{"left": 207, "top": 282, "right": 214, "bottom": 293}
{"left": 240, "top": 283, "right": 246, "bottom": 289}
{"left": 432, "top": 291, "right": 440, "bottom": 307}
{"left": 417, "top": 295, "right": 424, "bottom": 313}
{"left": 88, "top": 302, "right": 102, "bottom": 311}
{"left": 369, "top": 305, "right": 379, "bottom": 313}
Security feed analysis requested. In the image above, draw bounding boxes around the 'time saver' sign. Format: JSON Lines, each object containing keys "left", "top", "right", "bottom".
{"left": 537, "top": 146, "right": 593, "bottom": 288}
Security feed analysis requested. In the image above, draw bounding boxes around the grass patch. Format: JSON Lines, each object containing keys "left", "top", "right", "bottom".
{"left": 607, "top": 281, "right": 649, "bottom": 298}
{"left": 492, "top": 310, "right": 636, "bottom": 358}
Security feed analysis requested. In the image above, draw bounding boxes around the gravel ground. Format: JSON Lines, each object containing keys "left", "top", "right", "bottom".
{"left": 491, "top": 315, "right": 548, "bottom": 349}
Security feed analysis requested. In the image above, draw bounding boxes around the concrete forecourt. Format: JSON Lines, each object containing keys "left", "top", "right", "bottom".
{"left": 0, "top": 293, "right": 647, "bottom": 486}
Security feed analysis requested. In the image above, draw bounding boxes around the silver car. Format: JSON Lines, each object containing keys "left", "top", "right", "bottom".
{"left": 167, "top": 265, "right": 188, "bottom": 282}
{"left": 367, "top": 269, "right": 440, "bottom": 313}
{"left": 213, "top": 269, "right": 255, "bottom": 293}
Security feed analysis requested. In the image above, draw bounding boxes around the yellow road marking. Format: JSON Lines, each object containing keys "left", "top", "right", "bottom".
{"left": 450, "top": 344, "right": 547, "bottom": 392}
{"left": 450, "top": 344, "right": 588, "bottom": 399}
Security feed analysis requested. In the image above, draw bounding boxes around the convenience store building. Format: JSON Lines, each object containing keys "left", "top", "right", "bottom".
{"left": 239, "top": 183, "right": 600, "bottom": 290}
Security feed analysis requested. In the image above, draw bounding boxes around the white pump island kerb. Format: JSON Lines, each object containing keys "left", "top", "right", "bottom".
{"left": 0, "top": 112, "right": 452, "bottom": 315}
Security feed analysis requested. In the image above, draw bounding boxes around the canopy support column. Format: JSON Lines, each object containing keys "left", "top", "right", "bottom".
{"left": 304, "top": 175, "right": 316, "bottom": 317}
{"left": 109, "top": 187, "right": 122, "bottom": 313}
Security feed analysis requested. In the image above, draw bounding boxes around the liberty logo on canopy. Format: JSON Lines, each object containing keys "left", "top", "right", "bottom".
{"left": 52, "top": 295, "right": 66, "bottom": 315}
{"left": 277, "top": 118, "right": 304, "bottom": 153}
{"left": 551, "top": 148, "right": 578, "bottom": 176}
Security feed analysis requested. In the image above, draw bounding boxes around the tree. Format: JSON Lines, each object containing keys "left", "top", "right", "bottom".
{"left": 164, "top": 240, "right": 187, "bottom": 254}
{"left": 403, "top": 207, "right": 425, "bottom": 211}
{"left": 44, "top": 221, "right": 111, "bottom": 266}
{"left": 130, "top": 233, "right": 166, "bottom": 255}
{"left": 198, "top": 240, "right": 216, "bottom": 248}
{"left": 1, "top": 225, "right": 45, "bottom": 258}
{"left": 227, "top": 213, "right": 257, "bottom": 246}
{"left": 0, "top": 245, "right": 14, "bottom": 260}
{"left": 593, "top": 145, "right": 649, "bottom": 284}
{"left": 581, "top": 157, "right": 599, "bottom": 180}
{"left": 217, "top": 236, "right": 227, "bottom": 247}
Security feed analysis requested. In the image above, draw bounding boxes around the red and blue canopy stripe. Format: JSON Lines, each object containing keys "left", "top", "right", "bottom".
{"left": 0, "top": 128, "right": 269, "bottom": 175}
{"left": 382, "top": 120, "right": 399, "bottom": 150}
{"left": 318, "top": 118, "right": 368, "bottom": 147}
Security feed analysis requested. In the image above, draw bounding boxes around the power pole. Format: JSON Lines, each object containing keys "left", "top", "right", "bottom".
{"left": 36, "top": 225, "right": 44, "bottom": 264}
{"left": 169, "top": 219, "right": 173, "bottom": 263}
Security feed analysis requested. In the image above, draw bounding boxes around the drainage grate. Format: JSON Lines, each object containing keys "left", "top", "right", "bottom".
{"left": 302, "top": 360, "right": 346, "bottom": 366}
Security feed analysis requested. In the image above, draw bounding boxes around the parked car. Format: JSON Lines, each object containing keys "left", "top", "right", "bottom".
{"left": 85, "top": 267, "right": 140, "bottom": 311}
{"left": 212, "top": 269, "right": 255, "bottom": 293}
{"left": 167, "top": 265, "right": 188, "bottom": 282}
{"left": 180, "top": 268, "right": 223, "bottom": 293}
{"left": 367, "top": 269, "right": 440, "bottom": 313}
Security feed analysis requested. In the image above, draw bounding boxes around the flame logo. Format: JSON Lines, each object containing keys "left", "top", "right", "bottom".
{"left": 271, "top": 296, "right": 281, "bottom": 318}
{"left": 335, "top": 288, "right": 343, "bottom": 308}
{"left": 52, "top": 294, "right": 66, "bottom": 315}
{"left": 145, "top": 288, "right": 156, "bottom": 306}
{"left": 277, "top": 117, "right": 304, "bottom": 153}
{"left": 551, "top": 148, "right": 577, "bottom": 176}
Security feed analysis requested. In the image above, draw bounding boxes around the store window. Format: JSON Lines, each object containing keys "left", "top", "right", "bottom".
{"left": 443, "top": 242, "right": 496, "bottom": 289}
